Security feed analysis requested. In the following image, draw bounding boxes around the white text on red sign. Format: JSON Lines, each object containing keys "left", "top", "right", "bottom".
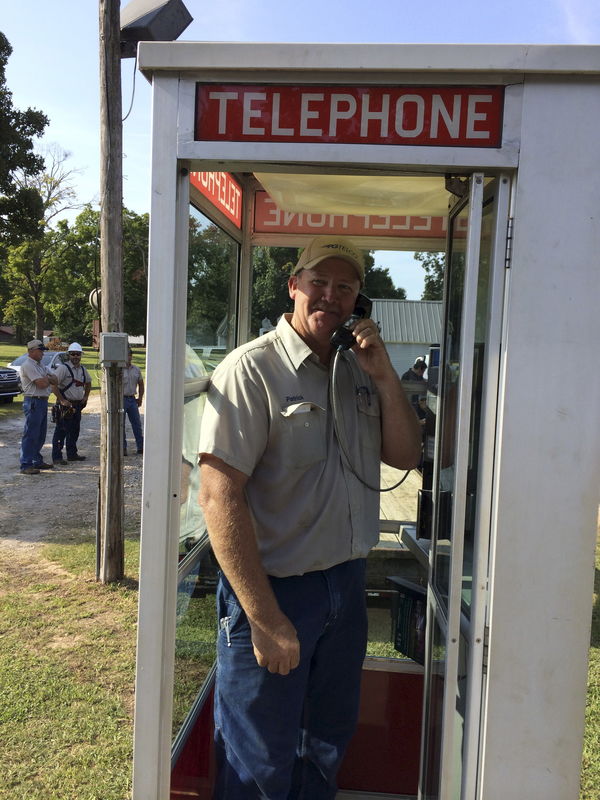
{"left": 196, "top": 85, "right": 504, "bottom": 148}
{"left": 189, "top": 171, "right": 242, "bottom": 228}
{"left": 254, "top": 193, "right": 468, "bottom": 238}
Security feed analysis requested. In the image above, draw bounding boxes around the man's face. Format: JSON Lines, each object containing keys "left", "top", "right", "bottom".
{"left": 288, "top": 258, "right": 361, "bottom": 351}
{"left": 68, "top": 351, "right": 82, "bottom": 366}
{"left": 29, "top": 347, "right": 44, "bottom": 362}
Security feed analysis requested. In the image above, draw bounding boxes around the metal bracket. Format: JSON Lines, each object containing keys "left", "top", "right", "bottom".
{"left": 505, "top": 216, "right": 514, "bottom": 269}
{"left": 445, "top": 174, "right": 469, "bottom": 198}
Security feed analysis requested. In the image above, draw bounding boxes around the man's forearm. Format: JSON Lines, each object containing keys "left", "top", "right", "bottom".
{"left": 199, "top": 457, "right": 300, "bottom": 674}
{"left": 374, "top": 370, "right": 422, "bottom": 469}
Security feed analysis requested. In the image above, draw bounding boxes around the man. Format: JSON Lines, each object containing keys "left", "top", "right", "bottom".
{"left": 123, "top": 349, "right": 144, "bottom": 455}
{"left": 19, "top": 339, "right": 58, "bottom": 475}
{"left": 51, "top": 343, "right": 92, "bottom": 464}
{"left": 401, "top": 357, "right": 427, "bottom": 382}
{"left": 199, "top": 235, "right": 421, "bottom": 799}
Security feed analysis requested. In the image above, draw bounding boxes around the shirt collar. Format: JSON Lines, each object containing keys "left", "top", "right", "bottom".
{"left": 277, "top": 313, "right": 321, "bottom": 371}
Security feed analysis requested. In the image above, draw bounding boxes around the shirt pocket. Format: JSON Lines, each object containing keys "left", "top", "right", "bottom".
{"left": 280, "top": 402, "right": 326, "bottom": 469}
{"left": 355, "top": 388, "right": 381, "bottom": 452}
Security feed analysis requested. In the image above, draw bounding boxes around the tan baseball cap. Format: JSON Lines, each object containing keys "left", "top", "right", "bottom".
{"left": 27, "top": 339, "right": 47, "bottom": 350}
{"left": 292, "top": 236, "right": 365, "bottom": 284}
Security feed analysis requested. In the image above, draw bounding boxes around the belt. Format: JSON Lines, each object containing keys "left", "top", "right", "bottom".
{"left": 125, "top": 395, "right": 135, "bottom": 397}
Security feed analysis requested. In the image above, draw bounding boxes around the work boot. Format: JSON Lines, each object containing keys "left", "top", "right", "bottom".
{"left": 20, "top": 467, "right": 40, "bottom": 475}
{"left": 67, "top": 455, "right": 86, "bottom": 461}
{"left": 53, "top": 459, "right": 68, "bottom": 466}
{"left": 37, "top": 462, "right": 54, "bottom": 470}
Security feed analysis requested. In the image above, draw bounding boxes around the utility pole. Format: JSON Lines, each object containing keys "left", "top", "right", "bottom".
{"left": 98, "top": 0, "right": 124, "bottom": 582}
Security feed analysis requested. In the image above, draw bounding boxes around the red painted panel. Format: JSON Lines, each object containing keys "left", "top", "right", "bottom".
{"left": 170, "top": 687, "right": 216, "bottom": 800}
{"left": 171, "top": 668, "right": 423, "bottom": 797}
{"left": 338, "top": 668, "right": 423, "bottom": 795}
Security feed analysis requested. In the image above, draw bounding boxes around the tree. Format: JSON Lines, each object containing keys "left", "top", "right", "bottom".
{"left": 251, "top": 246, "right": 298, "bottom": 334}
{"left": 187, "top": 219, "right": 240, "bottom": 347}
{"left": 2, "top": 147, "right": 80, "bottom": 339}
{"left": 44, "top": 205, "right": 149, "bottom": 343}
{"left": 415, "top": 251, "right": 445, "bottom": 300}
{"left": 364, "top": 254, "right": 406, "bottom": 300}
{"left": 0, "top": 32, "right": 48, "bottom": 244}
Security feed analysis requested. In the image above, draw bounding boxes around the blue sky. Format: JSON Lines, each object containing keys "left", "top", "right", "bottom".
{"left": 2, "top": 0, "right": 599, "bottom": 297}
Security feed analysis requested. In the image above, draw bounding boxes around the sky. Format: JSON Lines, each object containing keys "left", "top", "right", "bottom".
{"left": 2, "top": 0, "right": 599, "bottom": 298}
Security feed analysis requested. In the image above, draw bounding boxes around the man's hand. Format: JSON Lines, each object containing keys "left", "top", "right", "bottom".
{"left": 351, "top": 319, "right": 394, "bottom": 381}
{"left": 249, "top": 614, "right": 300, "bottom": 675}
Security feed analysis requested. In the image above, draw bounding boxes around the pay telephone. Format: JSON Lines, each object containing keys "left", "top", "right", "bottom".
{"left": 330, "top": 293, "right": 373, "bottom": 351}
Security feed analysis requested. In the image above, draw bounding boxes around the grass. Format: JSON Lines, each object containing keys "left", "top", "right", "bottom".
{"left": 0, "top": 536, "right": 140, "bottom": 800}
{"left": 1, "top": 530, "right": 598, "bottom": 798}
{"left": 580, "top": 526, "right": 600, "bottom": 800}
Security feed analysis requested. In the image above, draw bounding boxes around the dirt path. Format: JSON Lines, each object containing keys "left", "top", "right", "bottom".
{"left": 0, "top": 395, "right": 143, "bottom": 556}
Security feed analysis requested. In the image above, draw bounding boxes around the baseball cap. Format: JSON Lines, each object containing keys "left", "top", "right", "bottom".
{"left": 68, "top": 342, "right": 83, "bottom": 352}
{"left": 27, "top": 339, "right": 47, "bottom": 351}
{"left": 292, "top": 236, "right": 365, "bottom": 284}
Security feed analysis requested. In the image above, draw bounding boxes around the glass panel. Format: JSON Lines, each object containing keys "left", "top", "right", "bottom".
{"left": 249, "top": 245, "right": 299, "bottom": 339}
{"left": 432, "top": 202, "right": 470, "bottom": 605}
{"left": 187, "top": 206, "right": 239, "bottom": 362}
{"left": 422, "top": 610, "right": 447, "bottom": 799}
{"left": 461, "top": 196, "right": 496, "bottom": 614}
{"left": 170, "top": 207, "right": 240, "bottom": 743}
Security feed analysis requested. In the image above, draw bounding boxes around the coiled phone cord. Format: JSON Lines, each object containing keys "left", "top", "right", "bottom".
{"left": 329, "top": 349, "right": 412, "bottom": 493}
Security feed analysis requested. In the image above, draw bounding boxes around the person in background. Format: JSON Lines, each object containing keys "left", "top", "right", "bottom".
{"left": 199, "top": 235, "right": 422, "bottom": 799}
{"left": 51, "top": 343, "right": 92, "bottom": 464}
{"left": 123, "top": 348, "right": 144, "bottom": 455}
{"left": 401, "top": 357, "right": 427, "bottom": 382}
{"left": 19, "top": 339, "right": 58, "bottom": 475}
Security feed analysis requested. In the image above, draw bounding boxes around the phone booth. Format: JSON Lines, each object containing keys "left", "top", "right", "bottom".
{"left": 132, "top": 44, "right": 600, "bottom": 800}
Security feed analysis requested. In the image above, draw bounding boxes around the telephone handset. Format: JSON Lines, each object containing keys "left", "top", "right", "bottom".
{"left": 330, "top": 293, "right": 373, "bottom": 351}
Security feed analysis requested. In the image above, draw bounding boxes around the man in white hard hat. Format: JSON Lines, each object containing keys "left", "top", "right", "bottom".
{"left": 51, "top": 343, "right": 92, "bottom": 464}
{"left": 19, "top": 339, "right": 59, "bottom": 475}
{"left": 199, "top": 236, "right": 421, "bottom": 798}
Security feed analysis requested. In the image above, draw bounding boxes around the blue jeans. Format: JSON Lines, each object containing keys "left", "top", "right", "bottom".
{"left": 213, "top": 559, "right": 367, "bottom": 800}
{"left": 20, "top": 396, "right": 49, "bottom": 468}
{"left": 123, "top": 396, "right": 143, "bottom": 452}
{"left": 52, "top": 404, "right": 83, "bottom": 460}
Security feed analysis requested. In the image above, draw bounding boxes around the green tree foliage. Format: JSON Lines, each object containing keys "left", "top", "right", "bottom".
{"left": 251, "top": 246, "right": 298, "bottom": 334}
{"left": 2, "top": 196, "right": 149, "bottom": 344}
{"left": 415, "top": 250, "right": 445, "bottom": 300}
{"left": 0, "top": 32, "right": 48, "bottom": 244}
{"left": 364, "top": 254, "right": 406, "bottom": 300}
{"left": 187, "top": 219, "right": 239, "bottom": 347}
{"left": 45, "top": 206, "right": 149, "bottom": 343}
{"left": 2, "top": 148, "right": 81, "bottom": 339}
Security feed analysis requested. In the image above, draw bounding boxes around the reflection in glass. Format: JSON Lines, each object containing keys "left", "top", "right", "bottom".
{"left": 187, "top": 206, "right": 238, "bottom": 359}
{"left": 171, "top": 206, "right": 240, "bottom": 745}
{"left": 461, "top": 198, "right": 496, "bottom": 613}
{"left": 422, "top": 612, "right": 447, "bottom": 799}
{"left": 432, "top": 203, "right": 469, "bottom": 604}
{"left": 249, "top": 246, "right": 299, "bottom": 339}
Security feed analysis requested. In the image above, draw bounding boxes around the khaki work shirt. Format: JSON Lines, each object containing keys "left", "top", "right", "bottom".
{"left": 53, "top": 362, "right": 90, "bottom": 402}
{"left": 123, "top": 364, "right": 142, "bottom": 396}
{"left": 20, "top": 356, "right": 53, "bottom": 398}
{"left": 199, "top": 314, "right": 382, "bottom": 577}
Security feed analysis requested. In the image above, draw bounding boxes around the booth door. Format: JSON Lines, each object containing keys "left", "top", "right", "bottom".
{"left": 419, "top": 175, "right": 510, "bottom": 800}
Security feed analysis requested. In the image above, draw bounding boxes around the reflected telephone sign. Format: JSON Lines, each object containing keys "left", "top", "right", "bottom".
{"left": 254, "top": 190, "right": 470, "bottom": 238}
{"left": 189, "top": 171, "right": 242, "bottom": 228}
{"left": 195, "top": 84, "right": 505, "bottom": 147}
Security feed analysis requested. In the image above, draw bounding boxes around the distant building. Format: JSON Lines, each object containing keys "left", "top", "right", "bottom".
{"left": 371, "top": 299, "right": 442, "bottom": 378}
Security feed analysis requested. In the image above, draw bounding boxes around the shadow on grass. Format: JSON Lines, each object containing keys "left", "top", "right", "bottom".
{"left": 40, "top": 529, "right": 141, "bottom": 588}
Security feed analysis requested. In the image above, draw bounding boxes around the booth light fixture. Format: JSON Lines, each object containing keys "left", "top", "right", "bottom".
{"left": 120, "top": 0, "right": 193, "bottom": 59}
